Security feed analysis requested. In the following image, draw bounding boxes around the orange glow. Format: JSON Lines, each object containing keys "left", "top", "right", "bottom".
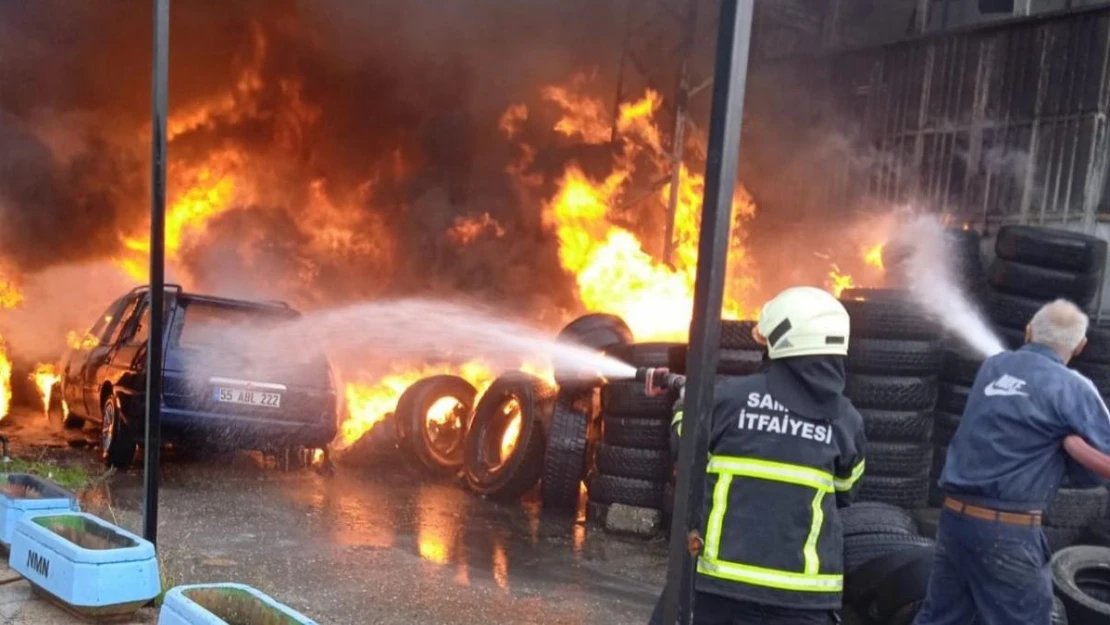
{"left": 864, "top": 243, "right": 885, "bottom": 271}
{"left": 447, "top": 213, "right": 505, "bottom": 245}
{"left": 498, "top": 104, "right": 528, "bottom": 139}
{"left": 30, "top": 363, "right": 61, "bottom": 415}
{"left": 0, "top": 277, "right": 22, "bottom": 310}
{"left": 67, "top": 329, "right": 100, "bottom": 351}
{"left": 827, "top": 265, "right": 856, "bottom": 298}
{"left": 0, "top": 338, "right": 10, "bottom": 420}
{"left": 341, "top": 361, "right": 494, "bottom": 447}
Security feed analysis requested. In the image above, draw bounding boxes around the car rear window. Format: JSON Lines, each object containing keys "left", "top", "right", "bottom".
{"left": 176, "top": 300, "right": 296, "bottom": 348}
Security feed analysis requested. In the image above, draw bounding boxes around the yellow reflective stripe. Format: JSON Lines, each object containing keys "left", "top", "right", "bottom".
{"left": 834, "top": 459, "right": 866, "bottom": 492}
{"left": 671, "top": 411, "right": 683, "bottom": 427}
{"left": 707, "top": 456, "right": 834, "bottom": 493}
{"left": 704, "top": 474, "right": 732, "bottom": 561}
{"left": 803, "top": 490, "right": 826, "bottom": 575}
{"left": 697, "top": 556, "right": 843, "bottom": 593}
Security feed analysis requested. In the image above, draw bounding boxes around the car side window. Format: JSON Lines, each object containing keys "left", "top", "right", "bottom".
{"left": 125, "top": 303, "right": 151, "bottom": 345}
{"left": 87, "top": 296, "right": 129, "bottom": 345}
{"left": 105, "top": 297, "right": 143, "bottom": 346}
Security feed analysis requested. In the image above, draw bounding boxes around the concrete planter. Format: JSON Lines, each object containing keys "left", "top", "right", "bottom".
{"left": 159, "top": 583, "right": 320, "bottom": 625}
{"left": 9, "top": 512, "right": 159, "bottom": 616}
{"left": 0, "top": 474, "right": 78, "bottom": 548}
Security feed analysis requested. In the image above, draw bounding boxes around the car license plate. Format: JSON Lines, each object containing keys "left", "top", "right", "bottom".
{"left": 213, "top": 387, "right": 282, "bottom": 408}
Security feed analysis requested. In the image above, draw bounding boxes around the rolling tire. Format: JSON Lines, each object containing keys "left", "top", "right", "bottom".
{"left": 989, "top": 291, "right": 1046, "bottom": 330}
{"left": 858, "top": 474, "right": 931, "bottom": 510}
{"left": 867, "top": 442, "right": 933, "bottom": 478}
{"left": 555, "top": 314, "right": 634, "bottom": 387}
{"left": 587, "top": 474, "right": 665, "bottom": 508}
{"left": 1045, "top": 526, "right": 1086, "bottom": 554}
{"left": 841, "top": 502, "right": 920, "bottom": 537}
{"left": 464, "top": 372, "right": 555, "bottom": 501}
{"left": 988, "top": 259, "right": 1100, "bottom": 307}
{"left": 996, "top": 225, "right": 1108, "bottom": 274}
{"left": 606, "top": 342, "right": 688, "bottom": 372}
{"left": 602, "top": 416, "right": 670, "bottom": 451}
{"left": 717, "top": 349, "right": 764, "bottom": 376}
{"left": 101, "top": 394, "right": 136, "bottom": 470}
{"left": 601, "top": 380, "right": 675, "bottom": 419}
{"left": 845, "top": 375, "right": 938, "bottom": 411}
{"left": 396, "top": 375, "right": 476, "bottom": 476}
{"left": 1077, "top": 324, "right": 1110, "bottom": 365}
{"left": 595, "top": 444, "right": 671, "bottom": 481}
{"left": 840, "top": 289, "right": 942, "bottom": 340}
{"left": 845, "top": 546, "right": 931, "bottom": 607}
{"left": 1052, "top": 546, "right": 1110, "bottom": 624}
{"left": 1045, "top": 487, "right": 1109, "bottom": 529}
{"left": 847, "top": 339, "right": 945, "bottom": 376}
{"left": 937, "top": 383, "right": 971, "bottom": 416}
{"left": 1073, "top": 363, "right": 1110, "bottom": 398}
{"left": 719, "top": 320, "right": 762, "bottom": 351}
{"left": 843, "top": 532, "right": 934, "bottom": 574}
{"left": 541, "top": 390, "right": 592, "bottom": 512}
{"left": 860, "top": 409, "right": 933, "bottom": 442}
{"left": 942, "top": 347, "right": 985, "bottom": 386}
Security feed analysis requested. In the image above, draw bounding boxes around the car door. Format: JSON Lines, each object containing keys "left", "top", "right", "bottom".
{"left": 82, "top": 294, "right": 143, "bottom": 417}
{"left": 101, "top": 297, "right": 153, "bottom": 420}
{"left": 63, "top": 295, "right": 128, "bottom": 417}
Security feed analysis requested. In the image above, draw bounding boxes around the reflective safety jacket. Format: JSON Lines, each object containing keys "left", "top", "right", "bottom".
{"left": 671, "top": 367, "right": 866, "bottom": 610}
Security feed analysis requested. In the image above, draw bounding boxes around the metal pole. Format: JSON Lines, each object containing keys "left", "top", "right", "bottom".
{"left": 144, "top": 0, "right": 170, "bottom": 545}
{"left": 662, "top": 0, "right": 700, "bottom": 265}
{"left": 662, "top": 2, "right": 754, "bottom": 624}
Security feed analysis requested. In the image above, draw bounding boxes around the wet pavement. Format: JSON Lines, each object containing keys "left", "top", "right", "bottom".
{"left": 1, "top": 409, "right": 666, "bottom": 625}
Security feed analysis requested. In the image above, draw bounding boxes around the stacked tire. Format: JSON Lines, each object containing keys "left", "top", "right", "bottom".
{"left": 985, "top": 226, "right": 1109, "bottom": 551}
{"left": 587, "top": 342, "right": 687, "bottom": 519}
{"left": 929, "top": 344, "right": 983, "bottom": 507}
{"left": 841, "top": 503, "right": 934, "bottom": 625}
{"left": 841, "top": 289, "right": 943, "bottom": 510}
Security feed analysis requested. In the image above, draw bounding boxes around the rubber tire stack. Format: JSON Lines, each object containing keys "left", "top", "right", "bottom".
{"left": 842, "top": 289, "right": 943, "bottom": 510}
{"left": 588, "top": 342, "right": 687, "bottom": 521}
{"left": 929, "top": 344, "right": 983, "bottom": 507}
{"left": 985, "top": 226, "right": 1109, "bottom": 551}
{"left": 1053, "top": 546, "right": 1110, "bottom": 625}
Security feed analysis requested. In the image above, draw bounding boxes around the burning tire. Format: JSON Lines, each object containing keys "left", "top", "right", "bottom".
{"left": 463, "top": 372, "right": 555, "bottom": 501}
{"left": 1052, "top": 546, "right": 1110, "bottom": 624}
{"left": 847, "top": 339, "right": 945, "bottom": 376}
{"left": 845, "top": 375, "right": 938, "bottom": 411}
{"left": 988, "top": 259, "right": 1101, "bottom": 307}
{"left": 554, "top": 314, "right": 634, "bottom": 388}
{"left": 996, "top": 225, "right": 1108, "bottom": 274}
{"left": 540, "top": 389, "right": 592, "bottom": 512}
{"left": 396, "top": 375, "right": 477, "bottom": 476}
{"left": 840, "top": 289, "right": 942, "bottom": 341}
{"left": 859, "top": 409, "right": 933, "bottom": 442}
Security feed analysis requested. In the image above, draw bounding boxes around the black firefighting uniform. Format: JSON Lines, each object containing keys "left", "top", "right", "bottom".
{"left": 668, "top": 356, "right": 866, "bottom": 621}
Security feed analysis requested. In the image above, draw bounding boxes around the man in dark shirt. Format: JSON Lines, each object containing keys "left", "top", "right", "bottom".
{"left": 914, "top": 299, "right": 1110, "bottom": 625}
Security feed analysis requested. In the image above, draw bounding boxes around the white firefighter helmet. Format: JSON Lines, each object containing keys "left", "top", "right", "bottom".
{"left": 757, "top": 286, "right": 850, "bottom": 359}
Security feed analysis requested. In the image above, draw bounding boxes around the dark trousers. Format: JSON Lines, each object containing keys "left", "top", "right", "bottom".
{"left": 648, "top": 589, "right": 834, "bottom": 625}
{"left": 913, "top": 508, "right": 1053, "bottom": 625}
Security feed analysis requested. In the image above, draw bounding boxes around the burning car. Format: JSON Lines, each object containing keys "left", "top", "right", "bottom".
{"left": 56, "top": 285, "right": 337, "bottom": 468}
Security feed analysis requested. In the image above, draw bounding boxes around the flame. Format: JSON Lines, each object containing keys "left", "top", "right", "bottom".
{"left": 527, "top": 81, "right": 757, "bottom": 340}
{"left": 498, "top": 104, "right": 528, "bottom": 139}
{"left": 341, "top": 361, "right": 494, "bottom": 447}
{"left": 67, "top": 330, "right": 101, "bottom": 351}
{"left": 864, "top": 243, "right": 885, "bottom": 271}
{"left": 30, "top": 363, "right": 61, "bottom": 415}
{"left": 498, "top": 398, "right": 523, "bottom": 460}
{"left": 447, "top": 213, "right": 506, "bottom": 245}
{"left": 827, "top": 265, "right": 856, "bottom": 298}
{"left": 0, "top": 338, "right": 10, "bottom": 421}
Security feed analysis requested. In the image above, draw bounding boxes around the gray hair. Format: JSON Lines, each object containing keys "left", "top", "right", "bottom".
{"left": 1029, "top": 299, "right": 1089, "bottom": 354}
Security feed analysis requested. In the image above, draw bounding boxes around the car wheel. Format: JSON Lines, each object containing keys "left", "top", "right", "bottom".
{"left": 101, "top": 394, "right": 136, "bottom": 469}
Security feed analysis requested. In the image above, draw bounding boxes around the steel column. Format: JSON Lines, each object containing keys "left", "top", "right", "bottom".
{"left": 661, "top": 2, "right": 754, "bottom": 623}
{"left": 143, "top": 0, "right": 170, "bottom": 545}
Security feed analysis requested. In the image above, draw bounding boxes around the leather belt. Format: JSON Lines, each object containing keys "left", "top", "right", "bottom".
{"left": 944, "top": 497, "right": 1042, "bottom": 526}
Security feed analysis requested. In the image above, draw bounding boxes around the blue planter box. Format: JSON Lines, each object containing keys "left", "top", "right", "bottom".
{"left": 9, "top": 512, "right": 159, "bottom": 616}
{"left": 0, "top": 474, "right": 78, "bottom": 548}
{"left": 160, "top": 583, "right": 320, "bottom": 625}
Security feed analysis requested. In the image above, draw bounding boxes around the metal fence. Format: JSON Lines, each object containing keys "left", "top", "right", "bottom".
{"left": 779, "top": 6, "right": 1110, "bottom": 233}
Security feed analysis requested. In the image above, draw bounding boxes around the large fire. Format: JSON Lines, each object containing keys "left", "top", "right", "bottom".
{"left": 30, "top": 363, "right": 61, "bottom": 415}
{"left": 0, "top": 338, "right": 10, "bottom": 421}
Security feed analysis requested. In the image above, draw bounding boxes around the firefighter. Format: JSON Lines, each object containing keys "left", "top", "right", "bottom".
{"left": 652, "top": 286, "right": 866, "bottom": 625}
{"left": 914, "top": 299, "right": 1110, "bottom": 625}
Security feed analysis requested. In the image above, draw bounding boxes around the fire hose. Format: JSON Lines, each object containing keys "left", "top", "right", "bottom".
{"left": 636, "top": 367, "right": 687, "bottom": 397}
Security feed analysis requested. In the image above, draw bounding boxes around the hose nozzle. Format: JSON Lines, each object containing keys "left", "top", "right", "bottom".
{"left": 636, "top": 367, "right": 687, "bottom": 397}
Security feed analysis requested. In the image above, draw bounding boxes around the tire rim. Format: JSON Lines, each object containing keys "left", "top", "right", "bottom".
{"left": 477, "top": 395, "right": 523, "bottom": 475}
{"left": 1076, "top": 567, "right": 1110, "bottom": 604}
{"left": 422, "top": 395, "right": 468, "bottom": 465}
{"left": 101, "top": 399, "right": 115, "bottom": 456}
